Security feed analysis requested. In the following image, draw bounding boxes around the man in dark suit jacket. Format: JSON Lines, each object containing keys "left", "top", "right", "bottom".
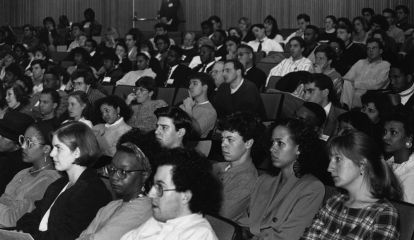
{"left": 237, "top": 44, "right": 266, "bottom": 90}
{"left": 192, "top": 44, "right": 216, "bottom": 74}
{"left": 211, "top": 29, "right": 227, "bottom": 59}
{"left": 162, "top": 45, "right": 192, "bottom": 88}
{"left": 85, "top": 39, "right": 103, "bottom": 71}
{"left": 159, "top": 0, "right": 180, "bottom": 31}
{"left": 303, "top": 73, "right": 345, "bottom": 139}
{"left": 389, "top": 62, "right": 414, "bottom": 111}
{"left": 213, "top": 59, "right": 265, "bottom": 119}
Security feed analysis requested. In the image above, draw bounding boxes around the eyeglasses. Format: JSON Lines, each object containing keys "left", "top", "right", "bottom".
{"left": 19, "top": 135, "right": 43, "bottom": 149}
{"left": 106, "top": 165, "right": 146, "bottom": 179}
{"left": 151, "top": 182, "right": 176, "bottom": 197}
{"left": 133, "top": 87, "right": 149, "bottom": 93}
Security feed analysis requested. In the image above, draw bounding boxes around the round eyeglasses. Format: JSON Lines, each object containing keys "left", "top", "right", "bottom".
{"left": 106, "top": 165, "right": 146, "bottom": 179}
{"left": 19, "top": 135, "right": 43, "bottom": 149}
{"left": 151, "top": 182, "right": 176, "bottom": 197}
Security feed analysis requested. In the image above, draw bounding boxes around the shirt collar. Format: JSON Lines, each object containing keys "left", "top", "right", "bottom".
{"left": 104, "top": 117, "right": 124, "bottom": 128}
{"left": 323, "top": 102, "right": 332, "bottom": 116}
{"left": 230, "top": 79, "right": 244, "bottom": 94}
{"left": 399, "top": 83, "right": 414, "bottom": 96}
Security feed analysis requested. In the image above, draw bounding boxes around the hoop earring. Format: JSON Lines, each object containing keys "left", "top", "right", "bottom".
{"left": 406, "top": 142, "right": 412, "bottom": 149}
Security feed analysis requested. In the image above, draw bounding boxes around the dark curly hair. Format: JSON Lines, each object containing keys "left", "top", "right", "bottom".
{"left": 95, "top": 95, "right": 132, "bottom": 122}
{"left": 153, "top": 148, "right": 222, "bottom": 214}
{"left": 270, "top": 118, "right": 320, "bottom": 177}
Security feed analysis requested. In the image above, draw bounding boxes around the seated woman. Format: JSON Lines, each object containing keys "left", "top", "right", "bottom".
{"left": 301, "top": 131, "right": 402, "bottom": 239}
{"left": 237, "top": 118, "right": 325, "bottom": 240}
{"left": 77, "top": 140, "right": 152, "bottom": 240}
{"left": 0, "top": 123, "right": 60, "bottom": 228}
{"left": 64, "top": 91, "right": 93, "bottom": 128}
{"left": 16, "top": 121, "right": 112, "bottom": 240}
{"left": 93, "top": 95, "right": 132, "bottom": 157}
{"left": 383, "top": 107, "right": 414, "bottom": 204}
{"left": 5, "top": 83, "right": 32, "bottom": 116}
{"left": 116, "top": 52, "right": 156, "bottom": 86}
{"left": 224, "top": 36, "right": 241, "bottom": 61}
{"left": 126, "top": 76, "right": 167, "bottom": 132}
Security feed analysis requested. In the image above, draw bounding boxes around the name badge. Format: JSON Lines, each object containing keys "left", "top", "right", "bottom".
{"left": 168, "top": 3, "right": 173, "bottom": 7}
{"left": 34, "top": 101, "right": 39, "bottom": 107}
{"left": 103, "top": 77, "right": 111, "bottom": 83}
{"left": 167, "top": 79, "right": 175, "bottom": 85}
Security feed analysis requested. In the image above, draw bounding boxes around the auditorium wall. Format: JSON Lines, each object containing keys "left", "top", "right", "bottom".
{"left": 1, "top": 0, "right": 413, "bottom": 36}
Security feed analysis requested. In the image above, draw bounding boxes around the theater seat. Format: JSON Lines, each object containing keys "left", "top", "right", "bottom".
{"left": 157, "top": 88, "right": 175, "bottom": 106}
{"left": 173, "top": 88, "right": 189, "bottom": 106}
{"left": 280, "top": 92, "right": 304, "bottom": 118}
{"left": 260, "top": 92, "right": 283, "bottom": 121}
{"left": 113, "top": 85, "right": 134, "bottom": 99}
{"left": 205, "top": 214, "right": 239, "bottom": 240}
{"left": 392, "top": 200, "right": 414, "bottom": 240}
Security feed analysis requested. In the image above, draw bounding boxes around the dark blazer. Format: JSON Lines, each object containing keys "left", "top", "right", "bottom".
{"left": 89, "top": 52, "right": 103, "bottom": 71}
{"left": 323, "top": 104, "right": 346, "bottom": 138}
{"left": 245, "top": 66, "right": 267, "bottom": 91}
{"left": 192, "top": 61, "right": 215, "bottom": 74}
{"left": 16, "top": 169, "right": 112, "bottom": 240}
{"left": 404, "top": 94, "right": 414, "bottom": 112}
{"left": 161, "top": 64, "right": 192, "bottom": 88}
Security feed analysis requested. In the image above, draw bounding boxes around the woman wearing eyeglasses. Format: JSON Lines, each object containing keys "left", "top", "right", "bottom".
{"left": 16, "top": 121, "right": 112, "bottom": 240}
{"left": 126, "top": 76, "right": 167, "bottom": 132}
{"left": 77, "top": 140, "right": 152, "bottom": 240}
{"left": 0, "top": 123, "right": 60, "bottom": 228}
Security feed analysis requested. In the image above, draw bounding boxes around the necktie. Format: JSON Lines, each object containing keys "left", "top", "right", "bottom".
{"left": 257, "top": 40, "right": 263, "bottom": 52}
{"left": 201, "top": 64, "right": 207, "bottom": 73}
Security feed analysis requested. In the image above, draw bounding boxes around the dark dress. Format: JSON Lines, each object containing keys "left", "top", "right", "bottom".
{"left": 16, "top": 169, "right": 112, "bottom": 240}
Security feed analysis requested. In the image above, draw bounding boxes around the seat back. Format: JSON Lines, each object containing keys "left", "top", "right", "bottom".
{"left": 173, "top": 88, "right": 189, "bottom": 106}
{"left": 260, "top": 92, "right": 283, "bottom": 121}
{"left": 280, "top": 92, "right": 304, "bottom": 118}
{"left": 113, "top": 85, "right": 134, "bottom": 99}
{"left": 157, "top": 88, "right": 176, "bottom": 106}
{"left": 205, "top": 214, "right": 237, "bottom": 240}
{"left": 101, "top": 85, "right": 114, "bottom": 95}
{"left": 392, "top": 201, "right": 414, "bottom": 240}
{"left": 256, "top": 61, "right": 277, "bottom": 77}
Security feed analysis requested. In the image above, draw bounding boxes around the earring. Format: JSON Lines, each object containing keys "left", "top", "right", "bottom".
{"left": 406, "top": 142, "right": 412, "bottom": 149}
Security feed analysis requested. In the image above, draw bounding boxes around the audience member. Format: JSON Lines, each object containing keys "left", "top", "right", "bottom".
{"left": 210, "top": 61, "right": 225, "bottom": 91}
{"left": 266, "top": 37, "right": 313, "bottom": 89}
{"left": 82, "top": 8, "right": 102, "bottom": 37}
{"left": 201, "top": 20, "right": 214, "bottom": 39}
{"left": 395, "top": 5, "right": 414, "bottom": 34}
{"left": 211, "top": 29, "right": 227, "bottom": 59}
{"left": 389, "top": 61, "right": 414, "bottom": 109}
{"left": 238, "top": 118, "right": 324, "bottom": 240}
{"left": 154, "top": 35, "right": 171, "bottom": 70}
{"left": 13, "top": 44, "right": 31, "bottom": 71}
{"left": 85, "top": 38, "right": 103, "bottom": 71}
{"left": 285, "top": 13, "right": 311, "bottom": 43}
{"left": 209, "top": 15, "right": 223, "bottom": 31}
{"left": 383, "top": 8, "right": 405, "bottom": 45}
{"left": 0, "top": 123, "right": 59, "bottom": 227}
{"left": 16, "top": 121, "right": 112, "bottom": 240}
{"left": 115, "top": 42, "right": 133, "bottom": 73}
{"left": 192, "top": 44, "right": 216, "bottom": 73}
{"left": 126, "top": 76, "right": 167, "bottom": 132}
{"left": 21, "top": 24, "right": 39, "bottom": 52}
{"left": 319, "top": 15, "right": 337, "bottom": 43}
{"left": 237, "top": 44, "right": 267, "bottom": 90}
{"left": 334, "top": 24, "right": 367, "bottom": 76}
{"left": 301, "top": 131, "right": 402, "bottom": 240}
{"left": 161, "top": 45, "right": 192, "bottom": 87}
{"left": 181, "top": 32, "right": 197, "bottom": 63}
{"left": 36, "top": 88, "right": 61, "bottom": 132}
{"left": 371, "top": 29, "right": 399, "bottom": 64}
{"left": 263, "top": 15, "right": 283, "bottom": 43}
{"left": 31, "top": 60, "right": 46, "bottom": 94}
{"left": 303, "top": 73, "right": 345, "bottom": 139}
{"left": 67, "top": 23, "right": 86, "bottom": 52}
{"left": 214, "top": 112, "right": 263, "bottom": 221}
{"left": 93, "top": 96, "right": 132, "bottom": 157}
{"left": 294, "top": 102, "right": 327, "bottom": 136}
{"left": 65, "top": 91, "right": 93, "bottom": 128}
{"left": 149, "top": 23, "right": 175, "bottom": 51}
{"left": 120, "top": 148, "right": 221, "bottom": 240}
{"left": 38, "top": 17, "right": 60, "bottom": 52}
{"left": 224, "top": 36, "right": 240, "bottom": 61}
{"left": 154, "top": 106, "right": 193, "bottom": 149}
{"left": 313, "top": 45, "right": 343, "bottom": 98}
{"left": 362, "top": 7, "right": 375, "bottom": 26}
{"left": 303, "top": 25, "right": 320, "bottom": 63}
{"left": 72, "top": 69, "right": 105, "bottom": 105}
{"left": 97, "top": 52, "right": 124, "bottom": 85}
{"left": 77, "top": 140, "right": 152, "bottom": 240}
{"left": 383, "top": 107, "right": 414, "bottom": 203}
{"left": 352, "top": 16, "right": 370, "bottom": 44}
{"left": 238, "top": 17, "right": 255, "bottom": 43}
{"left": 0, "top": 111, "right": 33, "bottom": 193}
{"left": 335, "top": 111, "right": 373, "bottom": 137}
{"left": 43, "top": 69, "right": 69, "bottom": 117}
{"left": 213, "top": 60, "right": 265, "bottom": 119}
{"left": 341, "top": 38, "right": 390, "bottom": 108}
{"left": 5, "top": 83, "right": 31, "bottom": 116}
{"left": 179, "top": 72, "right": 216, "bottom": 138}
{"left": 116, "top": 52, "right": 156, "bottom": 86}
{"left": 248, "top": 24, "right": 283, "bottom": 56}
{"left": 159, "top": 0, "right": 180, "bottom": 31}
{"left": 125, "top": 32, "right": 138, "bottom": 63}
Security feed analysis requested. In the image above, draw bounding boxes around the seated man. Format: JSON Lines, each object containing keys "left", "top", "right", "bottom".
{"left": 43, "top": 69, "right": 69, "bottom": 117}
{"left": 389, "top": 60, "right": 414, "bottom": 110}
{"left": 116, "top": 52, "right": 157, "bottom": 86}
{"left": 266, "top": 37, "right": 313, "bottom": 90}
{"left": 121, "top": 148, "right": 220, "bottom": 240}
{"left": 36, "top": 88, "right": 61, "bottom": 132}
{"left": 341, "top": 38, "right": 390, "bottom": 109}
{"left": 84, "top": 38, "right": 103, "bottom": 71}
{"left": 154, "top": 106, "right": 193, "bottom": 149}
{"left": 302, "top": 73, "right": 345, "bottom": 140}
{"left": 97, "top": 51, "right": 125, "bottom": 85}
{"left": 72, "top": 69, "right": 106, "bottom": 105}
{"left": 162, "top": 45, "right": 192, "bottom": 88}
{"left": 383, "top": 8, "right": 405, "bottom": 45}
{"left": 247, "top": 24, "right": 283, "bottom": 56}
{"left": 211, "top": 29, "right": 227, "bottom": 59}
{"left": 213, "top": 60, "right": 265, "bottom": 119}
{"left": 284, "top": 13, "right": 310, "bottom": 43}
{"left": 303, "top": 25, "right": 320, "bottom": 63}
{"left": 180, "top": 73, "right": 217, "bottom": 138}
{"left": 30, "top": 60, "right": 46, "bottom": 94}
{"left": 192, "top": 44, "right": 216, "bottom": 74}
{"left": 214, "top": 112, "right": 262, "bottom": 221}
{"left": 181, "top": 32, "right": 198, "bottom": 63}
{"left": 210, "top": 61, "right": 225, "bottom": 91}
{"left": 237, "top": 44, "right": 266, "bottom": 90}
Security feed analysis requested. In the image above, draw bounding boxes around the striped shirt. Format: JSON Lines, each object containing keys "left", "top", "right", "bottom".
{"left": 301, "top": 194, "right": 399, "bottom": 240}
{"left": 265, "top": 56, "right": 313, "bottom": 87}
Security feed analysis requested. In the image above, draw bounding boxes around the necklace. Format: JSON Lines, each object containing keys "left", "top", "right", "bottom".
{"left": 29, "top": 164, "right": 51, "bottom": 175}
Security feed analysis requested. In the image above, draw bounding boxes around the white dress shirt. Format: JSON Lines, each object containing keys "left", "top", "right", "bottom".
{"left": 248, "top": 37, "right": 283, "bottom": 54}
{"left": 387, "top": 154, "right": 414, "bottom": 204}
{"left": 120, "top": 214, "right": 217, "bottom": 240}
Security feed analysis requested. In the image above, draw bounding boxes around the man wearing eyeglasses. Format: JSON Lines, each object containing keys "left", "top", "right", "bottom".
{"left": 237, "top": 44, "right": 266, "bottom": 90}
{"left": 121, "top": 148, "right": 220, "bottom": 240}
